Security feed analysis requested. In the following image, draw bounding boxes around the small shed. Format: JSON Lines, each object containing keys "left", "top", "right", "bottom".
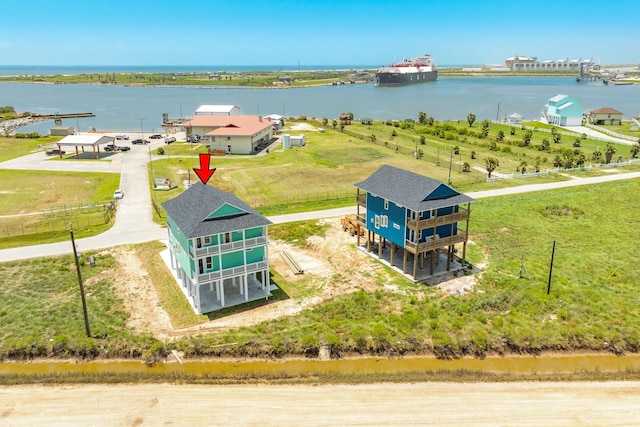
{"left": 50, "top": 126, "right": 75, "bottom": 136}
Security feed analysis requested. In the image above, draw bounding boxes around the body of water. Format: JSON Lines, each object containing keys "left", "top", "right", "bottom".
{"left": 1, "top": 76, "right": 639, "bottom": 135}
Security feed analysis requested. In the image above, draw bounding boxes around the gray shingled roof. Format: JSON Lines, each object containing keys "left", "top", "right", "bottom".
{"left": 354, "top": 165, "right": 474, "bottom": 212}
{"left": 161, "top": 182, "right": 272, "bottom": 238}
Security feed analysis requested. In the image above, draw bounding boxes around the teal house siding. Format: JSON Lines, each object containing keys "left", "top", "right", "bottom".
{"left": 162, "top": 183, "right": 272, "bottom": 314}
{"left": 543, "top": 94, "right": 583, "bottom": 126}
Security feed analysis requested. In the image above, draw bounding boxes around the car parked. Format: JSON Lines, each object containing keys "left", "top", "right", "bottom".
{"left": 115, "top": 135, "right": 129, "bottom": 140}
{"left": 113, "top": 189, "right": 124, "bottom": 199}
{"left": 117, "top": 146, "right": 131, "bottom": 151}
{"left": 149, "top": 134, "right": 163, "bottom": 139}
{"left": 131, "top": 139, "right": 150, "bottom": 145}
{"left": 104, "top": 144, "right": 116, "bottom": 151}
{"left": 164, "top": 136, "right": 176, "bottom": 144}
{"left": 45, "top": 148, "right": 66, "bottom": 156}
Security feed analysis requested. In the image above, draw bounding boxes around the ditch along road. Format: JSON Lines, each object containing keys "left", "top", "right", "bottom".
{"left": 1, "top": 140, "right": 640, "bottom": 263}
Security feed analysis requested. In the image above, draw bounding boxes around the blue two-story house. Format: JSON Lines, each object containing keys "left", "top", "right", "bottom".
{"left": 161, "top": 182, "right": 272, "bottom": 314}
{"left": 355, "top": 165, "right": 474, "bottom": 281}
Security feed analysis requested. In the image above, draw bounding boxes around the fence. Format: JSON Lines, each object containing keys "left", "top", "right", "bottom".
{"left": 0, "top": 201, "right": 116, "bottom": 238}
{"left": 248, "top": 189, "right": 356, "bottom": 212}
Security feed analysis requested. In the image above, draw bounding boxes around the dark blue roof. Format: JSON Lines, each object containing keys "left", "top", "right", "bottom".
{"left": 161, "top": 182, "right": 271, "bottom": 238}
{"left": 354, "top": 165, "right": 474, "bottom": 211}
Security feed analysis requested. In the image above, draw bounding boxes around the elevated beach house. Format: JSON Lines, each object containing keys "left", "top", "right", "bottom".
{"left": 161, "top": 182, "right": 272, "bottom": 314}
{"left": 542, "top": 94, "right": 583, "bottom": 127}
{"left": 587, "top": 107, "right": 623, "bottom": 125}
{"left": 355, "top": 165, "right": 474, "bottom": 282}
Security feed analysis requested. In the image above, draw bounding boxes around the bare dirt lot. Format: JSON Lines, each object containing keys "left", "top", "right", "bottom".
{"left": 2, "top": 381, "right": 640, "bottom": 426}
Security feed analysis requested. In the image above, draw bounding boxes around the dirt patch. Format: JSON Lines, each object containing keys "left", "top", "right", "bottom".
{"left": 105, "top": 218, "right": 479, "bottom": 338}
{"left": 89, "top": 247, "right": 173, "bottom": 337}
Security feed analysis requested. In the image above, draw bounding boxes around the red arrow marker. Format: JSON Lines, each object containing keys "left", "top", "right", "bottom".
{"left": 193, "top": 153, "right": 216, "bottom": 185}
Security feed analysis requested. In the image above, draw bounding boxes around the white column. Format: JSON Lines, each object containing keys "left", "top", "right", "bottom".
{"left": 220, "top": 280, "right": 225, "bottom": 307}
{"left": 244, "top": 275, "right": 249, "bottom": 301}
{"left": 239, "top": 276, "right": 244, "bottom": 296}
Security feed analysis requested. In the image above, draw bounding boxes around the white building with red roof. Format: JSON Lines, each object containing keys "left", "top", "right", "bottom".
{"left": 182, "top": 114, "right": 274, "bottom": 154}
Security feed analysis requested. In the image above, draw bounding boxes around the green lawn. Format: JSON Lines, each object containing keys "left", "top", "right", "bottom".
{"left": 0, "top": 135, "right": 62, "bottom": 162}
{"left": 0, "top": 170, "right": 120, "bottom": 248}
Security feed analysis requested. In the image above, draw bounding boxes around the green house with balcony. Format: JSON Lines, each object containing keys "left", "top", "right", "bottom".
{"left": 162, "top": 182, "right": 272, "bottom": 314}
{"left": 355, "top": 165, "right": 474, "bottom": 282}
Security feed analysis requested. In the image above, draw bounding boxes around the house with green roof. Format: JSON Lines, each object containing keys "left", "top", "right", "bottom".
{"left": 354, "top": 165, "right": 474, "bottom": 281}
{"left": 161, "top": 182, "right": 272, "bottom": 314}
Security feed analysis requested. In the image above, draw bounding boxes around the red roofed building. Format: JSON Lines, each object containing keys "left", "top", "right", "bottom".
{"left": 587, "top": 107, "right": 623, "bottom": 125}
{"left": 181, "top": 115, "right": 274, "bottom": 154}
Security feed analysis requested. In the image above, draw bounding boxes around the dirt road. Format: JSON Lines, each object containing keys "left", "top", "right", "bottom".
{"left": 2, "top": 382, "right": 640, "bottom": 426}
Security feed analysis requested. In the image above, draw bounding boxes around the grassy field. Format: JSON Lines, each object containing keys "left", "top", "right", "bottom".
{"left": 0, "top": 135, "right": 62, "bottom": 162}
{"left": 0, "top": 251, "right": 161, "bottom": 359}
{"left": 2, "top": 177, "right": 640, "bottom": 360}
{"left": 146, "top": 117, "right": 640, "bottom": 221}
{"left": 169, "top": 178, "right": 640, "bottom": 359}
{"left": 0, "top": 170, "right": 120, "bottom": 249}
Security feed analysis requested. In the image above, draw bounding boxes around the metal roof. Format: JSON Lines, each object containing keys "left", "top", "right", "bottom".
{"left": 161, "top": 182, "right": 271, "bottom": 238}
{"left": 56, "top": 135, "right": 114, "bottom": 147}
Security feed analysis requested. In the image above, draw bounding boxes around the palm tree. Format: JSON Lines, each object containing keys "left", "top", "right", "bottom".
{"left": 630, "top": 143, "right": 640, "bottom": 159}
{"left": 518, "top": 161, "right": 528, "bottom": 174}
{"left": 484, "top": 157, "right": 499, "bottom": 178}
{"left": 427, "top": 116, "right": 435, "bottom": 126}
{"left": 604, "top": 142, "right": 617, "bottom": 164}
{"left": 551, "top": 128, "right": 562, "bottom": 144}
{"left": 467, "top": 113, "right": 476, "bottom": 128}
{"left": 496, "top": 130, "right": 505, "bottom": 141}
{"left": 522, "top": 130, "right": 533, "bottom": 147}
{"left": 418, "top": 111, "right": 426, "bottom": 124}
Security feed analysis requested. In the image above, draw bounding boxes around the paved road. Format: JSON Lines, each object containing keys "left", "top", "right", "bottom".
{"left": 1, "top": 136, "right": 640, "bottom": 262}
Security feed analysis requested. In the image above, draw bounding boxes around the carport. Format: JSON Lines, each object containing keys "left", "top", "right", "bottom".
{"left": 55, "top": 135, "right": 115, "bottom": 159}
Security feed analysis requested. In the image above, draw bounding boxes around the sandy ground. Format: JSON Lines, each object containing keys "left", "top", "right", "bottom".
{"left": 103, "top": 217, "right": 467, "bottom": 340}
{"left": 2, "top": 382, "right": 640, "bottom": 426}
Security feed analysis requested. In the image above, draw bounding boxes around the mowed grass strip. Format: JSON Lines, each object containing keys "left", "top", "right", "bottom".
{"left": 0, "top": 170, "right": 119, "bottom": 216}
{"left": 0, "top": 136, "right": 62, "bottom": 163}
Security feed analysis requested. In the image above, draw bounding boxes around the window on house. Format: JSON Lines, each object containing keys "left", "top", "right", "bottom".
{"left": 374, "top": 215, "right": 380, "bottom": 229}
{"left": 198, "top": 259, "right": 204, "bottom": 274}
{"left": 204, "top": 236, "right": 211, "bottom": 245}
{"left": 206, "top": 257, "right": 212, "bottom": 270}
{"left": 225, "top": 232, "right": 231, "bottom": 243}
{"left": 381, "top": 215, "right": 388, "bottom": 227}
{"left": 196, "top": 238, "right": 202, "bottom": 248}
{"left": 384, "top": 199, "right": 389, "bottom": 210}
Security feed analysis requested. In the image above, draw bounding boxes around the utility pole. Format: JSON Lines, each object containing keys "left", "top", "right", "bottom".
{"left": 70, "top": 226, "right": 91, "bottom": 337}
{"left": 448, "top": 148, "right": 454, "bottom": 185}
{"left": 547, "top": 240, "right": 556, "bottom": 295}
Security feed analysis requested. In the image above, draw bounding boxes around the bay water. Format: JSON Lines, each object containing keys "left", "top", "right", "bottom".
{"left": 1, "top": 76, "right": 638, "bottom": 134}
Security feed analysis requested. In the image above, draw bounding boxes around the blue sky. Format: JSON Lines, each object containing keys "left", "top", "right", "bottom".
{"left": 1, "top": 0, "right": 638, "bottom": 66}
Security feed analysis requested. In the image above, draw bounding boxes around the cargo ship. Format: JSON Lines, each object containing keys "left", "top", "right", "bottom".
{"left": 375, "top": 54, "right": 438, "bottom": 86}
